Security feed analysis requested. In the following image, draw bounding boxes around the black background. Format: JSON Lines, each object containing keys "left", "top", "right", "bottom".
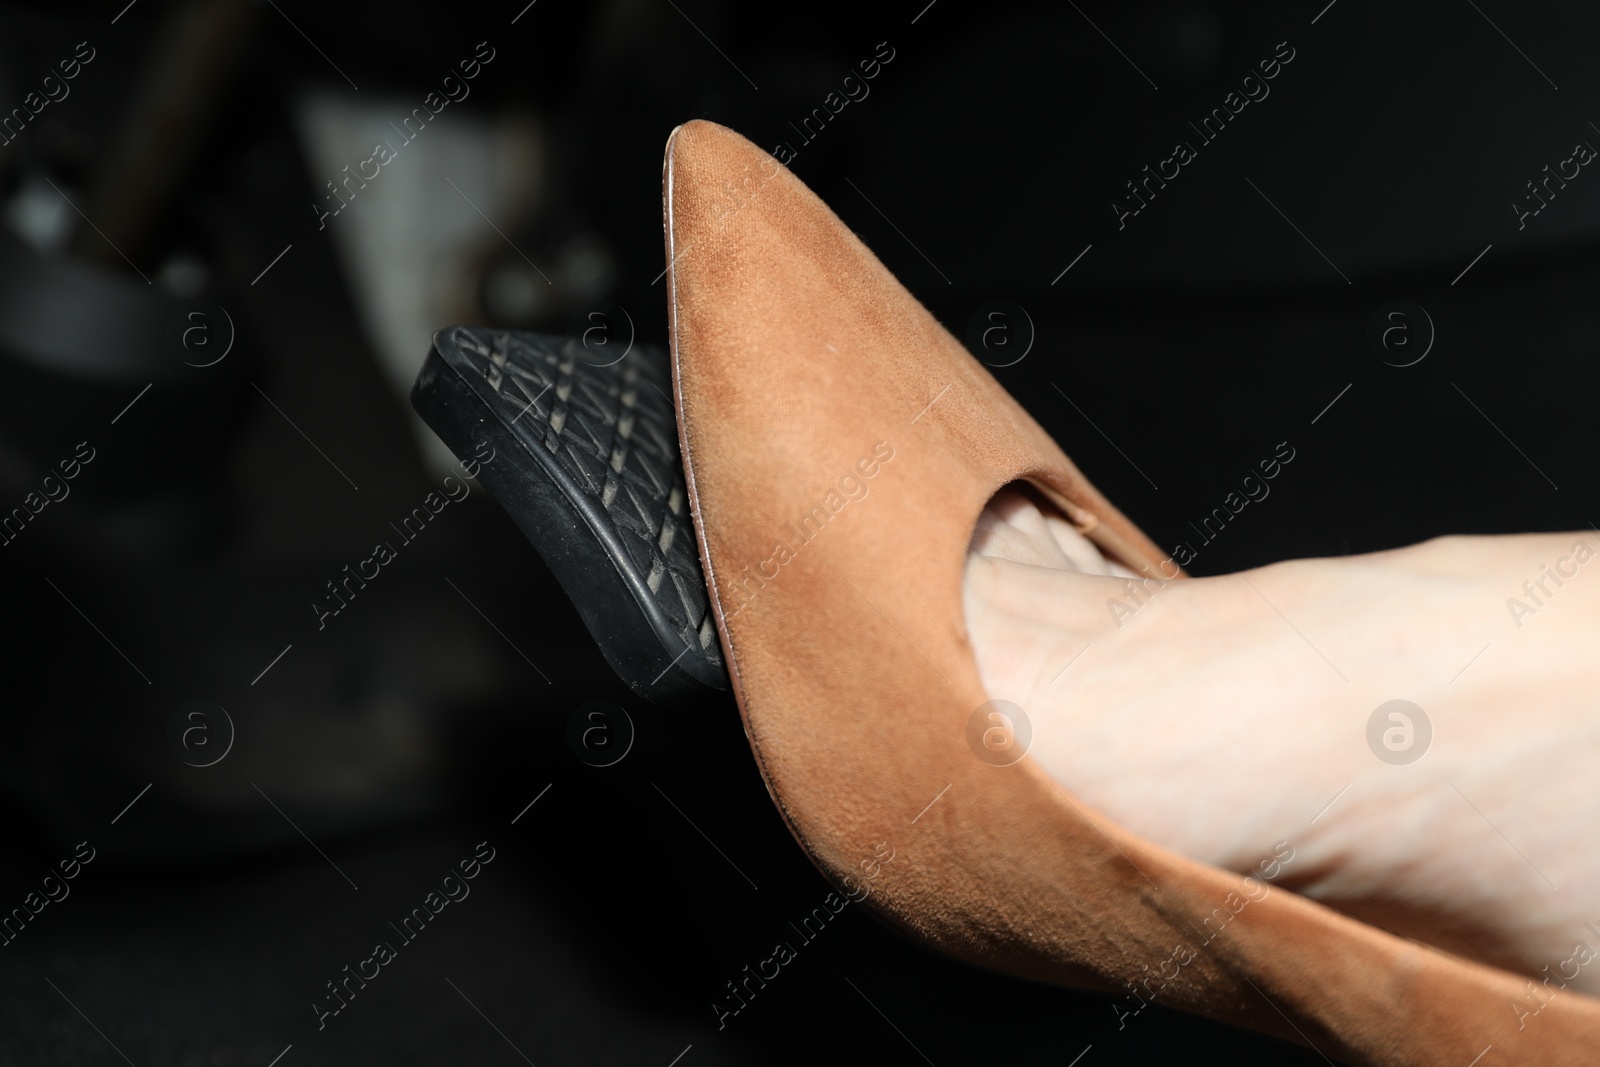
{"left": 2, "top": 1, "right": 1597, "bottom": 1063}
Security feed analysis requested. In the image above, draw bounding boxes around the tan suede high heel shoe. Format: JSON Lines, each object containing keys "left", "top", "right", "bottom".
{"left": 662, "top": 119, "right": 1600, "bottom": 1065}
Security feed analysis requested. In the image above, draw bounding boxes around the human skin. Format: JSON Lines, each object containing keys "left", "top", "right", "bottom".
{"left": 964, "top": 487, "right": 1600, "bottom": 994}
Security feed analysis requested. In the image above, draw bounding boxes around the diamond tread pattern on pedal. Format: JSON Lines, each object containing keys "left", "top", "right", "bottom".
{"left": 450, "top": 327, "right": 722, "bottom": 671}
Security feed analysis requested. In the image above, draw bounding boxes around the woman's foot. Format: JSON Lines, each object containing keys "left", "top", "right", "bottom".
{"left": 965, "top": 486, "right": 1600, "bottom": 994}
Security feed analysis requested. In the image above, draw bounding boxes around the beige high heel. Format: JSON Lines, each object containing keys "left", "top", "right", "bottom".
{"left": 661, "top": 118, "right": 1600, "bottom": 1064}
